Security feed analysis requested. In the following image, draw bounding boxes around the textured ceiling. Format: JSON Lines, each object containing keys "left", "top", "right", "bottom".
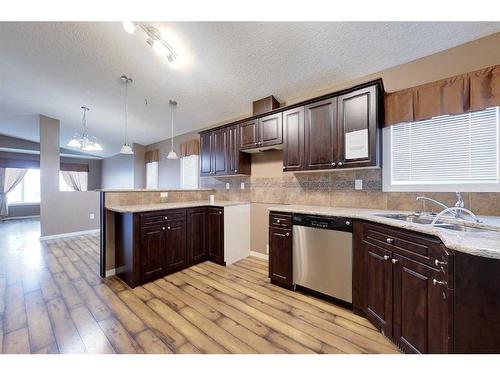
{"left": 0, "top": 22, "right": 499, "bottom": 157}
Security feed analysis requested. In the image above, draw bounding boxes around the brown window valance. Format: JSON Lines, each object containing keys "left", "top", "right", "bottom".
{"left": 145, "top": 150, "right": 160, "bottom": 164}
{"left": 180, "top": 139, "right": 200, "bottom": 157}
{"left": 384, "top": 64, "right": 500, "bottom": 126}
{"left": 60, "top": 162, "right": 89, "bottom": 172}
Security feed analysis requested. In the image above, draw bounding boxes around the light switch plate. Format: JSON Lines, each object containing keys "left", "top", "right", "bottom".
{"left": 160, "top": 192, "right": 168, "bottom": 198}
{"left": 89, "top": 213, "right": 95, "bottom": 220}
{"left": 355, "top": 179, "right": 363, "bottom": 190}
{"left": 226, "top": 183, "right": 230, "bottom": 190}
{"left": 240, "top": 182, "right": 245, "bottom": 190}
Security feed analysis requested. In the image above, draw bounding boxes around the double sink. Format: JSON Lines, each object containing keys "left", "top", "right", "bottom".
{"left": 375, "top": 213, "right": 495, "bottom": 233}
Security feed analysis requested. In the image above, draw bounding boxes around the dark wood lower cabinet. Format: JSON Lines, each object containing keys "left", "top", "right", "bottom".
{"left": 115, "top": 206, "right": 224, "bottom": 287}
{"left": 268, "top": 212, "right": 293, "bottom": 289}
{"left": 207, "top": 207, "right": 225, "bottom": 265}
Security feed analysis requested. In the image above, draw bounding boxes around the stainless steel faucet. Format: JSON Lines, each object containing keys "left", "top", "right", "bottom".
{"left": 416, "top": 192, "right": 465, "bottom": 219}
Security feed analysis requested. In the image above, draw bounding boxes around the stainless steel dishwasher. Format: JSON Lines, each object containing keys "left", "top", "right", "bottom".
{"left": 292, "top": 214, "right": 353, "bottom": 304}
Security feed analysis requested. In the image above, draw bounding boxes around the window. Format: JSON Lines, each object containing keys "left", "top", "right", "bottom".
{"left": 181, "top": 155, "right": 199, "bottom": 189}
{"left": 383, "top": 106, "right": 500, "bottom": 192}
{"left": 7, "top": 168, "right": 40, "bottom": 204}
{"left": 146, "top": 161, "right": 159, "bottom": 189}
{"left": 59, "top": 171, "right": 88, "bottom": 191}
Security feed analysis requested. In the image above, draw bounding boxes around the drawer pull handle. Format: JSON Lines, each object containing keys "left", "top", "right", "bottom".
{"left": 383, "top": 255, "right": 390, "bottom": 261}
{"left": 386, "top": 238, "right": 394, "bottom": 244}
{"left": 435, "top": 259, "right": 447, "bottom": 267}
{"left": 433, "top": 279, "right": 447, "bottom": 286}
{"left": 391, "top": 258, "right": 398, "bottom": 264}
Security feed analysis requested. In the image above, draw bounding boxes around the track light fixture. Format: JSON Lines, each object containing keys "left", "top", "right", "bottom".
{"left": 122, "top": 22, "right": 177, "bottom": 63}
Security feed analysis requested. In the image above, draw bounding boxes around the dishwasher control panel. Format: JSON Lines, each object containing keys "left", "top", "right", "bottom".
{"left": 293, "top": 214, "right": 352, "bottom": 232}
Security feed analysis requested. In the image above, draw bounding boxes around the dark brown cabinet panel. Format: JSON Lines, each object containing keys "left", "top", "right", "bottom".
{"left": 239, "top": 119, "right": 259, "bottom": 150}
{"left": 227, "top": 125, "right": 251, "bottom": 175}
{"left": 392, "top": 254, "right": 450, "bottom": 354}
{"left": 213, "top": 127, "right": 228, "bottom": 176}
{"left": 364, "top": 242, "right": 393, "bottom": 337}
{"left": 207, "top": 207, "right": 225, "bottom": 265}
{"left": 200, "top": 132, "right": 213, "bottom": 176}
{"left": 140, "top": 224, "right": 166, "bottom": 283}
{"left": 164, "top": 219, "right": 188, "bottom": 273}
{"left": 269, "top": 227, "right": 292, "bottom": 289}
{"left": 259, "top": 112, "right": 282, "bottom": 147}
{"left": 337, "top": 85, "right": 379, "bottom": 168}
{"left": 304, "top": 97, "right": 337, "bottom": 169}
{"left": 187, "top": 208, "right": 207, "bottom": 265}
{"left": 282, "top": 106, "right": 304, "bottom": 171}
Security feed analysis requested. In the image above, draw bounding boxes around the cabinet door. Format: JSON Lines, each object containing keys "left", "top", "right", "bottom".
{"left": 164, "top": 219, "right": 188, "bottom": 273}
{"left": 269, "top": 227, "right": 293, "bottom": 289}
{"left": 200, "top": 132, "right": 213, "bottom": 176}
{"left": 259, "top": 112, "right": 283, "bottom": 147}
{"left": 282, "top": 106, "right": 304, "bottom": 172}
{"left": 304, "top": 97, "right": 337, "bottom": 169}
{"left": 364, "top": 242, "right": 393, "bottom": 337}
{"left": 187, "top": 208, "right": 207, "bottom": 265}
{"left": 239, "top": 119, "right": 259, "bottom": 150}
{"left": 392, "top": 254, "right": 450, "bottom": 353}
{"left": 213, "top": 128, "right": 228, "bottom": 175}
{"left": 227, "top": 125, "right": 239, "bottom": 174}
{"left": 207, "top": 207, "right": 224, "bottom": 265}
{"left": 140, "top": 224, "right": 166, "bottom": 282}
{"left": 337, "top": 85, "right": 378, "bottom": 168}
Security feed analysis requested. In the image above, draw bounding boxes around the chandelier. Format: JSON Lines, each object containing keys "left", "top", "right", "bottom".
{"left": 67, "top": 106, "right": 103, "bottom": 151}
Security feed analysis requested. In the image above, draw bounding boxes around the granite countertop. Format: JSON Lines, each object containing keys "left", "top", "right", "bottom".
{"left": 106, "top": 201, "right": 250, "bottom": 213}
{"left": 96, "top": 188, "right": 214, "bottom": 192}
{"left": 268, "top": 204, "right": 500, "bottom": 260}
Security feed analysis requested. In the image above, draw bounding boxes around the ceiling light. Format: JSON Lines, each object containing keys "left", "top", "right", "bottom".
{"left": 123, "top": 21, "right": 136, "bottom": 34}
{"left": 122, "top": 23, "right": 177, "bottom": 65}
{"left": 120, "top": 75, "right": 134, "bottom": 155}
{"left": 167, "top": 100, "right": 178, "bottom": 160}
{"left": 67, "top": 106, "right": 102, "bottom": 153}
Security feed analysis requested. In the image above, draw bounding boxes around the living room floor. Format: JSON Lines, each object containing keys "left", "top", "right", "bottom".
{"left": 0, "top": 219, "right": 398, "bottom": 354}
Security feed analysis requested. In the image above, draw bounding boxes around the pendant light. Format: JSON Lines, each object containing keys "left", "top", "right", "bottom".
{"left": 120, "top": 75, "right": 134, "bottom": 154}
{"left": 167, "top": 100, "right": 178, "bottom": 159}
{"left": 67, "top": 106, "right": 103, "bottom": 151}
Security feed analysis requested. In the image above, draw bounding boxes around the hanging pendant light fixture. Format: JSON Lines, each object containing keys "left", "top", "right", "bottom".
{"left": 120, "top": 75, "right": 134, "bottom": 154}
{"left": 67, "top": 106, "right": 103, "bottom": 151}
{"left": 167, "top": 99, "right": 178, "bottom": 159}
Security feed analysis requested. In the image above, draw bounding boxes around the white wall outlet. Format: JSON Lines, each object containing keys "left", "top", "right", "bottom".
{"left": 160, "top": 192, "right": 168, "bottom": 198}
{"left": 240, "top": 182, "right": 245, "bottom": 190}
{"left": 226, "top": 182, "right": 230, "bottom": 190}
{"left": 355, "top": 179, "right": 363, "bottom": 190}
{"left": 89, "top": 213, "right": 95, "bottom": 220}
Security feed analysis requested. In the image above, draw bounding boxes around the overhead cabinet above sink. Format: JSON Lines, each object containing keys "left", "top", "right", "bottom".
{"left": 199, "top": 79, "right": 383, "bottom": 177}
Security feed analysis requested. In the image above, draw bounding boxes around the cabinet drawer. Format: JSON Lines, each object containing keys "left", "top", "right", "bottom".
{"left": 363, "top": 222, "right": 451, "bottom": 269}
{"left": 140, "top": 209, "right": 186, "bottom": 227}
{"left": 269, "top": 212, "right": 292, "bottom": 229}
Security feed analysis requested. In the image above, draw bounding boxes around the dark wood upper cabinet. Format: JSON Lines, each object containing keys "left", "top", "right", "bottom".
{"left": 337, "top": 85, "right": 379, "bottom": 168}
{"left": 200, "top": 132, "right": 213, "bottom": 176}
{"left": 207, "top": 207, "right": 225, "bottom": 265}
{"left": 164, "top": 218, "right": 188, "bottom": 273}
{"left": 304, "top": 97, "right": 337, "bottom": 170}
{"left": 212, "top": 127, "right": 228, "bottom": 176}
{"left": 283, "top": 106, "right": 305, "bottom": 172}
{"left": 259, "top": 112, "right": 282, "bottom": 147}
{"left": 227, "top": 125, "right": 251, "bottom": 175}
{"left": 239, "top": 119, "right": 260, "bottom": 150}
{"left": 187, "top": 208, "right": 207, "bottom": 265}
{"left": 140, "top": 224, "right": 166, "bottom": 283}
{"left": 392, "top": 253, "right": 451, "bottom": 354}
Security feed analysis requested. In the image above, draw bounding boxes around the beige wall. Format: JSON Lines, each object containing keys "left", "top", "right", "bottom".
{"left": 39, "top": 115, "right": 100, "bottom": 237}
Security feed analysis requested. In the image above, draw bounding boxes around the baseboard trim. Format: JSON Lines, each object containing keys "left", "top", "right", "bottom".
{"left": 40, "top": 229, "right": 100, "bottom": 241}
{"left": 1, "top": 215, "right": 40, "bottom": 221}
{"left": 250, "top": 251, "right": 269, "bottom": 261}
{"left": 105, "top": 269, "right": 116, "bottom": 277}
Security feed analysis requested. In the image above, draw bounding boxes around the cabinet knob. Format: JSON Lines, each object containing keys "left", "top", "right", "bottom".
{"left": 219, "top": 211, "right": 222, "bottom": 215}
{"left": 435, "top": 259, "right": 447, "bottom": 267}
{"left": 254, "top": 142, "right": 258, "bottom": 146}
{"left": 276, "top": 219, "right": 281, "bottom": 223}
{"left": 164, "top": 216, "right": 168, "bottom": 220}
{"left": 285, "top": 232, "right": 290, "bottom": 237}
{"left": 383, "top": 255, "right": 390, "bottom": 261}
{"left": 386, "top": 238, "right": 394, "bottom": 244}
{"left": 167, "top": 226, "right": 171, "bottom": 230}
{"left": 331, "top": 162, "right": 336, "bottom": 167}
{"left": 283, "top": 166, "right": 286, "bottom": 170}
{"left": 234, "top": 169, "right": 238, "bottom": 173}
{"left": 162, "top": 227, "right": 166, "bottom": 231}
{"left": 345, "top": 221, "right": 351, "bottom": 226}
{"left": 338, "top": 162, "right": 343, "bottom": 167}
{"left": 433, "top": 278, "right": 447, "bottom": 286}
{"left": 391, "top": 258, "right": 398, "bottom": 264}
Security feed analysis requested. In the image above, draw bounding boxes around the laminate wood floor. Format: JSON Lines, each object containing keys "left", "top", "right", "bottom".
{"left": 0, "top": 219, "right": 399, "bottom": 354}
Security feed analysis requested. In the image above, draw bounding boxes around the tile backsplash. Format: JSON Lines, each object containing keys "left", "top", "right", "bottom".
{"left": 201, "top": 169, "right": 500, "bottom": 216}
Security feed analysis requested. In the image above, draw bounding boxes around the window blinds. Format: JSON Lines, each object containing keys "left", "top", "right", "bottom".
{"left": 390, "top": 107, "right": 499, "bottom": 185}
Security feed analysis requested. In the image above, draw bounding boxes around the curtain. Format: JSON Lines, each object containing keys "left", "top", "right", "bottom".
{"left": 145, "top": 150, "right": 160, "bottom": 164}
{"left": 180, "top": 139, "right": 200, "bottom": 157}
{"left": 0, "top": 167, "right": 28, "bottom": 217}
{"left": 61, "top": 171, "right": 88, "bottom": 191}
{"left": 384, "top": 64, "right": 500, "bottom": 126}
